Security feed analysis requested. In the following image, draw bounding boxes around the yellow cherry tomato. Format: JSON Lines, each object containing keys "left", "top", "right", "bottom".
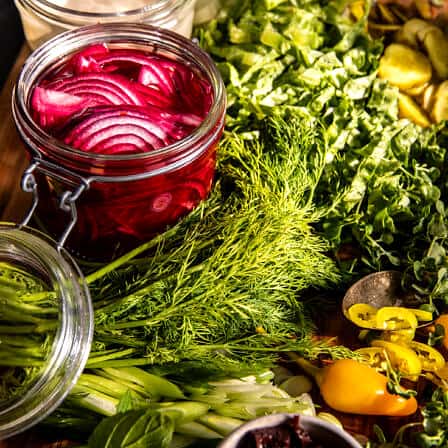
{"left": 408, "top": 341, "right": 445, "bottom": 372}
{"left": 371, "top": 340, "right": 422, "bottom": 379}
{"left": 347, "top": 303, "right": 378, "bottom": 329}
{"left": 376, "top": 306, "right": 418, "bottom": 330}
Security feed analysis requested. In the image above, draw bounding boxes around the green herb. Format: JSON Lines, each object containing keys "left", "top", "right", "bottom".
{"left": 88, "top": 409, "right": 176, "bottom": 448}
{"left": 0, "top": 261, "right": 57, "bottom": 401}
{"left": 84, "top": 114, "right": 344, "bottom": 376}
{"left": 196, "top": 0, "right": 448, "bottom": 306}
{"left": 414, "top": 388, "right": 448, "bottom": 448}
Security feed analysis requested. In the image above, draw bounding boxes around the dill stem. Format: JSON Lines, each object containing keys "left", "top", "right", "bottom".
{"left": 93, "top": 263, "right": 207, "bottom": 314}
{"left": 4, "top": 298, "right": 58, "bottom": 315}
{"left": 86, "top": 224, "right": 182, "bottom": 285}
{"left": 16, "top": 291, "right": 58, "bottom": 303}
{"left": 85, "top": 358, "right": 159, "bottom": 368}
{"left": 0, "top": 345, "right": 45, "bottom": 358}
{"left": 104, "top": 290, "right": 251, "bottom": 331}
{"left": 93, "top": 334, "right": 147, "bottom": 347}
{"left": 0, "top": 357, "right": 44, "bottom": 367}
{"left": 86, "top": 348, "right": 138, "bottom": 367}
{"left": 0, "top": 322, "right": 57, "bottom": 333}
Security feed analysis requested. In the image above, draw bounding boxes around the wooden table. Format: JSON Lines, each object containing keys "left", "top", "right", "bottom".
{"left": 0, "top": 44, "right": 31, "bottom": 224}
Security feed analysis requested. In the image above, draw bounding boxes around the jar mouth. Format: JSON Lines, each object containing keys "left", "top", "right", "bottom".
{"left": 0, "top": 224, "right": 93, "bottom": 440}
{"left": 15, "top": 0, "right": 193, "bottom": 22}
{"left": 13, "top": 22, "right": 226, "bottom": 166}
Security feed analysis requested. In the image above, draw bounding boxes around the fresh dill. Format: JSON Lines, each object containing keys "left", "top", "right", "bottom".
{"left": 86, "top": 115, "right": 344, "bottom": 376}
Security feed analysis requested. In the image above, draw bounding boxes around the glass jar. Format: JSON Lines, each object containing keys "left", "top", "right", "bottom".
{"left": 0, "top": 223, "right": 93, "bottom": 440}
{"left": 193, "top": 0, "right": 220, "bottom": 25}
{"left": 14, "top": 0, "right": 197, "bottom": 50}
{"left": 13, "top": 23, "right": 226, "bottom": 261}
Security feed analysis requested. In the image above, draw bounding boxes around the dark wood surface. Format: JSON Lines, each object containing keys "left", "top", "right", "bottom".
{"left": 0, "top": 44, "right": 31, "bottom": 225}
{"left": 0, "top": 1, "right": 24, "bottom": 90}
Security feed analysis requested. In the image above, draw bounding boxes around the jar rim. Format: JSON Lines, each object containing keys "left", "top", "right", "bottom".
{"left": 13, "top": 22, "right": 226, "bottom": 165}
{"left": 15, "top": 0, "right": 193, "bottom": 22}
{"left": 0, "top": 223, "right": 93, "bottom": 440}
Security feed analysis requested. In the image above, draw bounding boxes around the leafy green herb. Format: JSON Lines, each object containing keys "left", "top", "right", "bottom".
{"left": 88, "top": 409, "right": 175, "bottom": 448}
{"left": 414, "top": 389, "right": 448, "bottom": 448}
{"left": 196, "top": 0, "right": 448, "bottom": 307}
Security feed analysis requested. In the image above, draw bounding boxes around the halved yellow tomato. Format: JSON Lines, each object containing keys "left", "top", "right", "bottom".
{"left": 408, "top": 341, "right": 445, "bottom": 372}
{"left": 347, "top": 303, "right": 378, "bottom": 329}
{"left": 376, "top": 307, "right": 418, "bottom": 330}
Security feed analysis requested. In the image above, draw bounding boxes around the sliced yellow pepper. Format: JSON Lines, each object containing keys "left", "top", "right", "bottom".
{"left": 356, "top": 347, "right": 388, "bottom": 370}
{"left": 376, "top": 306, "right": 418, "bottom": 330}
{"left": 347, "top": 303, "right": 378, "bottom": 329}
{"left": 409, "top": 308, "right": 433, "bottom": 323}
{"left": 371, "top": 340, "right": 422, "bottom": 380}
{"left": 409, "top": 341, "right": 445, "bottom": 372}
{"left": 381, "top": 327, "right": 416, "bottom": 344}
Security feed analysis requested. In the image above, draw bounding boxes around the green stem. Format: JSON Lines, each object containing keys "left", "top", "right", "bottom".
{"left": 100, "top": 288, "right": 249, "bottom": 331}
{"left": 3, "top": 297, "right": 58, "bottom": 315}
{"left": 92, "top": 262, "right": 206, "bottom": 314}
{"left": 85, "top": 358, "right": 162, "bottom": 369}
{"left": 0, "top": 345, "right": 46, "bottom": 358}
{"left": 86, "top": 348, "right": 139, "bottom": 366}
{"left": 288, "top": 352, "right": 322, "bottom": 386}
{"left": 0, "top": 357, "right": 44, "bottom": 367}
{"left": 0, "top": 321, "right": 58, "bottom": 333}
{"left": 69, "top": 384, "right": 119, "bottom": 416}
{"left": 86, "top": 224, "right": 181, "bottom": 284}
{"left": 77, "top": 373, "right": 146, "bottom": 401}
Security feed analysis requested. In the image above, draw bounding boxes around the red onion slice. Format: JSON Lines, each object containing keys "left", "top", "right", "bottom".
{"left": 46, "top": 73, "right": 147, "bottom": 106}
{"left": 31, "top": 45, "right": 213, "bottom": 156}
{"left": 31, "top": 87, "right": 98, "bottom": 128}
{"left": 65, "top": 114, "right": 168, "bottom": 152}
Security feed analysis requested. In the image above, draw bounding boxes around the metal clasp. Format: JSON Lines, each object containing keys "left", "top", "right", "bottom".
{"left": 20, "top": 159, "right": 91, "bottom": 250}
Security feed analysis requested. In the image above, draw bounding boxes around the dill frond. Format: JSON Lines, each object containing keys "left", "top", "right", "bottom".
{"left": 88, "top": 115, "right": 341, "bottom": 376}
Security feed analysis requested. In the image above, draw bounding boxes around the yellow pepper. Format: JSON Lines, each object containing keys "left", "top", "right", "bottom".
{"left": 347, "top": 303, "right": 379, "bottom": 329}
{"left": 381, "top": 327, "right": 416, "bottom": 344}
{"left": 347, "top": 304, "right": 426, "bottom": 331}
{"left": 409, "top": 341, "right": 445, "bottom": 372}
{"left": 371, "top": 340, "right": 422, "bottom": 380}
{"left": 291, "top": 355, "right": 418, "bottom": 417}
{"left": 376, "top": 306, "right": 418, "bottom": 330}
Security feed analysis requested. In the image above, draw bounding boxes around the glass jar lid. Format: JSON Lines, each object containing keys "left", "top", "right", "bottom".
{"left": 0, "top": 223, "right": 93, "bottom": 440}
